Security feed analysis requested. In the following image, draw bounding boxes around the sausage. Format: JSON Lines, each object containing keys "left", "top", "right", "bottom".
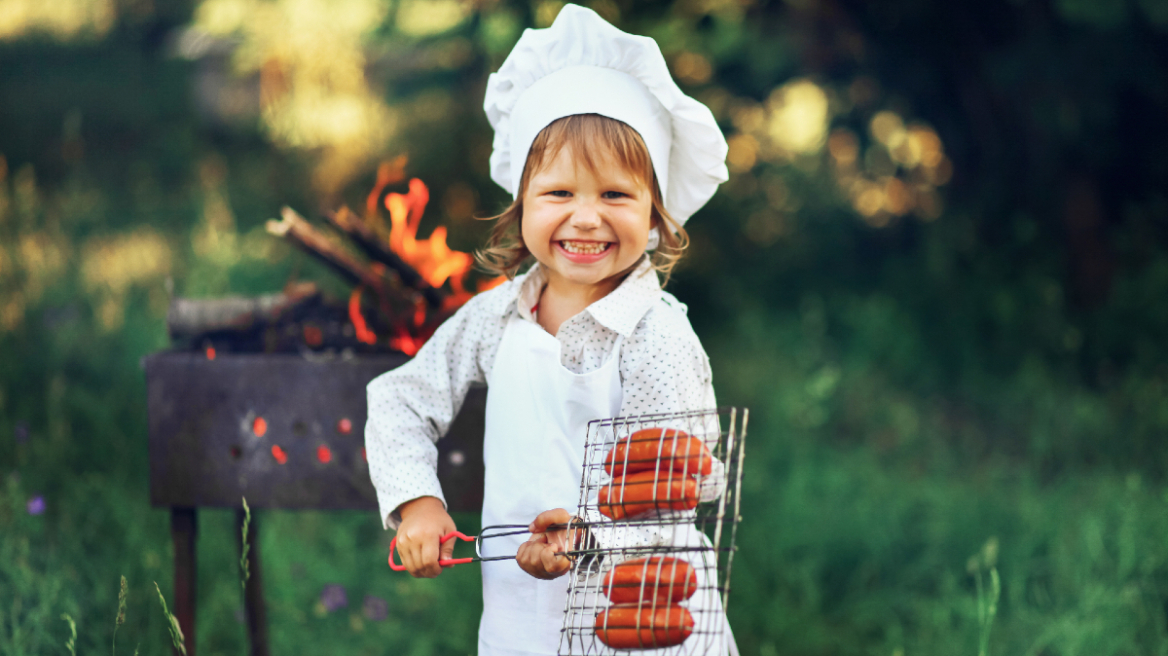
{"left": 597, "top": 471, "right": 699, "bottom": 520}
{"left": 603, "top": 556, "right": 697, "bottom": 604}
{"left": 604, "top": 428, "right": 713, "bottom": 477}
{"left": 594, "top": 603, "right": 694, "bottom": 649}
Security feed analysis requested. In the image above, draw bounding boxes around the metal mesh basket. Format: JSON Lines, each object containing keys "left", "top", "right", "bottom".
{"left": 556, "top": 407, "right": 748, "bottom": 655}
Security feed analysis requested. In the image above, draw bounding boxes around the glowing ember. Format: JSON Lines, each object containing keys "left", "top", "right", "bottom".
{"left": 303, "top": 325, "right": 324, "bottom": 347}
{"left": 337, "top": 418, "right": 352, "bottom": 434}
{"left": 316, "top": 445, "right": 332, "bottom": 463}
{"left": 253, "top": 417, "right": 268, "bottom": 437}
{"left": 271, "top": 444, "right": 288, "bottom": 464}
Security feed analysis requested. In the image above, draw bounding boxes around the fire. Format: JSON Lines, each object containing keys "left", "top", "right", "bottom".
{"left": 348, "top": 286, "right": 377, "bottom": 345}
{"left": 346, "top": 167, "right": 506, "bottom": 355}
{"left": 389, "top": 330, "right": 424, "bottom": 356}
{"left": 385, "top": 179, "right": 474, "bottom": 290}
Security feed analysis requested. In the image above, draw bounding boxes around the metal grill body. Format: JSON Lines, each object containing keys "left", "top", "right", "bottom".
{"left": 143, "top": 350, "right": 486, "bottom": 656}
{"left": 557, "top": 407, "right": 747, "bottom": 656}
{"left": 145, "top": 351, "right": 485, "bottom": 511}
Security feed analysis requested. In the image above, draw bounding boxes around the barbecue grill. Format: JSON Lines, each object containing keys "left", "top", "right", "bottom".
{"left": 145, "top": 349, "right": 486, "bottom": 656}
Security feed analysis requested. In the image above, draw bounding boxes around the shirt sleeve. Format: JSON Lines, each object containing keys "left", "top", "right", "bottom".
{"left": 586, "top": 298, "right": 721, "bottom": 555}
{"left": 365, "top": 291, "right": 505, "bottom": 530}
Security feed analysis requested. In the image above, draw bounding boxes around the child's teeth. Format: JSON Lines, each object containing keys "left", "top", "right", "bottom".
{"left": 563, "top": 241, "right": 607, "bottom": 254}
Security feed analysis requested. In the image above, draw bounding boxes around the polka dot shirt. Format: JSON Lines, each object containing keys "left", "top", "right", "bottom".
{"left": 365, "top": 256, "right": 717, "bottom": 529}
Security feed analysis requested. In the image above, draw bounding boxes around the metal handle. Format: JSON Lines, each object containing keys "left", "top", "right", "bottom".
{"left": 388, "top": 530, "right": 477, "bottom": 571}
{"left": 388, "top": 522, "right": 578, "bottom": 571}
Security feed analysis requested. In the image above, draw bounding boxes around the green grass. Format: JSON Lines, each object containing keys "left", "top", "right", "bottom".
{"left": 3, "top": 277, "right": 1167, "bottom": 655}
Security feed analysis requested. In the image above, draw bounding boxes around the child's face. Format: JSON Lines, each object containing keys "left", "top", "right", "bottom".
{"left": 521, "top": 144, "right": 652, "bottom": 294}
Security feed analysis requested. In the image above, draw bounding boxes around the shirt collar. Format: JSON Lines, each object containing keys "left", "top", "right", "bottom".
{"left": 585, "top": 256, "right": 662, "bottom": 336}
{"left": 486, "top": 256, "right": 662, "bottom": 337}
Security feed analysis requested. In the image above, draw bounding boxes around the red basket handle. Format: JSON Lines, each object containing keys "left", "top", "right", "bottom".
{"left": 388, "top": 531, "right": 477, "bottom": 571}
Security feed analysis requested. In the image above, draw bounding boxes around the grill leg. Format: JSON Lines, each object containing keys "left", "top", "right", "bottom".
{"left": 237, "top": 507, "right": 270, "bottom": 656}
{"left": 171, "top": 507, "right": 197, "bottom": 656}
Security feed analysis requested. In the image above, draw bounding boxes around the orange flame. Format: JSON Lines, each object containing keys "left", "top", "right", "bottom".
{"left": 385, "top": 179, "right": 477, "bottom": 290}
{"left": 389, "top": 328, "right": 423, "bottom": 356}
{"left": 366, "top": 156, "right": 408, "bottom": 221}
{"left": 346, "top": 168, "right": 507, "bottom": 355}
{"left": 348, "top": 286, "right": 378, "bottom": 345}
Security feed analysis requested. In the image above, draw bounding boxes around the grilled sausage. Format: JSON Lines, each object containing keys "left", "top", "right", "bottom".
{"left": 603, "top": 556, "right": 698, "bottom": 604}
{"left": 598, "top": 471, "right": 699, "bottom": 520}
{"left": 594, "top": 603, "right": 694, "bottom": 649}
{"left": 604, "top": 428, "right": 713, "bottom": 477}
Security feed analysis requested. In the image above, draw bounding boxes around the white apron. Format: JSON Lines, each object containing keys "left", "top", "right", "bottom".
{"left": 476, "top": 312, "right": 738, "bottom": 656}
{"left": 478, "top": 315, "right": 624, "bottom": 656}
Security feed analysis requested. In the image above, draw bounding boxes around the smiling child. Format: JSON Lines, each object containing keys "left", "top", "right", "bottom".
{"left": 365, "top": 5, "right": 731, "bottom": 655}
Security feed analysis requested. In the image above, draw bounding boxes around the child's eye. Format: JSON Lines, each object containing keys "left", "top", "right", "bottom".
{"left": 602, "top": 191, "right": 628, "bottom": 199}
{"left": 548, "top": 190, "right": 572, "bottom": 198}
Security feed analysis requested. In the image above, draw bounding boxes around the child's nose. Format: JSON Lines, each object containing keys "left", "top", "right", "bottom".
{"left": 569, "top": 200, "right": 603, "bottom": 229}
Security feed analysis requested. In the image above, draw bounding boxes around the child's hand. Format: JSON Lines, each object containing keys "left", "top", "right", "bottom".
{"left": 395, "top": 496, "right": 457, "bottom": 578}
{"left": 517, "top": 508, "right": 579, "bottom": 580}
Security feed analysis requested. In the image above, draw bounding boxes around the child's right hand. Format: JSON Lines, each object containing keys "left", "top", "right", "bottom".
{"left": 395, "top": 496, "right": 457, "bottom": 578}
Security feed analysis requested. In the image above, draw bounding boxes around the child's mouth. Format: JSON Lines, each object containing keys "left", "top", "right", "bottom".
{"left": 557, "top": 240, "right": 612, "bottom": 262}
{"left": 560, "top": 240, "right": 610, "bottom": 255}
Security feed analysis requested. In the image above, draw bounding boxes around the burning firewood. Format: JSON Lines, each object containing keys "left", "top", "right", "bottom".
{"left": 254, "top": 171, "right": 503, "bottom": 357}
{"left": 266, "top": 206, "right": 402, "bottom": 302}
{"left": 326, "top": 205, "right": 445, "bottom": 309}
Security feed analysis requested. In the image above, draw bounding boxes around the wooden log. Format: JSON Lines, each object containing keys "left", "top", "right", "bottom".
{"left": 167, "top": 282, "right": 319, "bottom": 339}
{"left": 266, "top": 207, "right": 399, "bottom": 301}
{"left": 326, "top": 206, "right": 445, "bottom": 308}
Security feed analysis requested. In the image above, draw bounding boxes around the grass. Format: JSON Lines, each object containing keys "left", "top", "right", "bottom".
{"left": 4, "top": 332, "right": 1167, "bottom": 656}
{"left": 154, "top": 581, "right": 187, "bottom": 655}
{"left": 702, "top": 302, "right": 1168, "bottom": 656}
{"left": 2, "top": 214, "right": 1166, "bottom": 654}
{"left": 240, "top": 498, "right": 251, "bottom": 593}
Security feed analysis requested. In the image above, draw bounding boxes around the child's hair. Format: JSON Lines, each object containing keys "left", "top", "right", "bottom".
{"left": 475, "top": 114, "right": 689, "bottom": 285}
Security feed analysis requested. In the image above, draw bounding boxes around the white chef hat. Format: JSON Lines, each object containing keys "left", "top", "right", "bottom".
{"left": 483, "top": 3, "right": 729, "bottom": 247}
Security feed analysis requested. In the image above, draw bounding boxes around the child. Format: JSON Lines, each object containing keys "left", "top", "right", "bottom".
{"left": 366, "top": 4, "right": 730, "bottom": 654}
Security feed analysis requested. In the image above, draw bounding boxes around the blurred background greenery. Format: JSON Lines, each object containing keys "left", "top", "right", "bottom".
{"left": 2, "top": 0, "right": 1167, "bottom": 654}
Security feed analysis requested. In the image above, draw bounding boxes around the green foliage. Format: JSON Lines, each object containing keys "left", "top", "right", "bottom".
{"left": 1, "top": 0, "right": 1167, "bottom": 654}
{"left": 706, "top": 300, "right": 1168, "bottom": 655}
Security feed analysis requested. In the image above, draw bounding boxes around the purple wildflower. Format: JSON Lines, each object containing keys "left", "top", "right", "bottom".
{"left": 362, "top": 595, "right": 388, "bottom": 621}
{"left": 27, "top": 495, "right": 45, "bottom": 515}
{"left": 319, "top": 584, "right": 348, "bottom": 613}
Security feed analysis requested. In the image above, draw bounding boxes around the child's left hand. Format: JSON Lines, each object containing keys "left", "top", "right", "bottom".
{"left": 517, "top": 508, "right": 578, "bottom": 580}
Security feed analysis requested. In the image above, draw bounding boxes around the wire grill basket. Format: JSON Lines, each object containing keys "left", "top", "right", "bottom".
{"left": 556, "top": 407, "right": 748, "bottom": 655}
